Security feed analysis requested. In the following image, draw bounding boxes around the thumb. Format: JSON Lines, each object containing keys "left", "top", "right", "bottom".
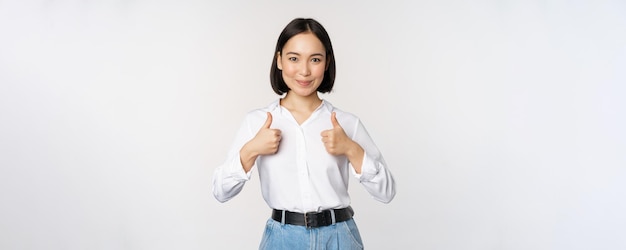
{"left": 330, "top": 112, "right": 340, "bottom": 128}
{"left": 263, "top": 112, "right": 273, "bottom": 129}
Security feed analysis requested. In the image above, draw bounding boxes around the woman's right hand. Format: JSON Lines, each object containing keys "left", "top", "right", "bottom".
{"left": 240, "top": 112, "right": 281, "bottom": 171}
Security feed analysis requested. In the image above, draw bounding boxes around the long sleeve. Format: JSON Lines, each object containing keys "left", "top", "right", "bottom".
{"left": 212, "top": 117, "right": 255, "bottom": 203}
{"left": 349, "top": 119, "right": 396, "bottom": 203}
{"left": 213, "top": 100, "right": 395, "bottom": 210}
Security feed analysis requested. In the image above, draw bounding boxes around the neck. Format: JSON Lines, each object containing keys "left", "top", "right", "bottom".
{"left": 280, "top": 92, "right": 322, "bottom": 112}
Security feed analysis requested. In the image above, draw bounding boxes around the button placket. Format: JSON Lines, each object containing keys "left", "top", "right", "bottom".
{"left": 296, "top": 126, "right": 312, "bottom": 210}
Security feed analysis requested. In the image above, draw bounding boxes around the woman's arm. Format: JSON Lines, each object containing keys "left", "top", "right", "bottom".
{"left": 321, "top": 112, "right": 396, "bottom": 203}
{"left": 349, "top": 118, "right": 396, "bottom": 203}
{"left": 212, "top": 116, "right": 254, "bottom": 203}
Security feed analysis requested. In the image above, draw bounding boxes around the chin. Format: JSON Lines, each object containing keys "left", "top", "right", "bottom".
{"left": 296, "top": 90, "right": 317, "bottom": 97}
{"left": 290, "top": 88, "right": 318, "bottom": 97}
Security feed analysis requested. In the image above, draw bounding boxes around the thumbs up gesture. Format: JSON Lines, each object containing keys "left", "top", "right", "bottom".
{"left": 321, "top": 112, "right": 354, "bottom": 156}
{"left": 240, "top": 112, "right": 282, "bottom": 172}
{"left": 249, "top": 112, "right": 282, "bottom": 156}
{"left": 240, "top": 112, "right": 281, "bottom": 172}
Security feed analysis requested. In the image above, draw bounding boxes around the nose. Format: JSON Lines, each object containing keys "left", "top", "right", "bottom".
{"left": 299, "top": 62, "right": 311, "bottom": 76}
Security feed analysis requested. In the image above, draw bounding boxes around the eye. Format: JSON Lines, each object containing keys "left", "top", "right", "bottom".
{"left": 311, "top": 58, "right": 321, "bottom": 63}
{"left": 288, "top": 57, "right": 298, "bottom": 62}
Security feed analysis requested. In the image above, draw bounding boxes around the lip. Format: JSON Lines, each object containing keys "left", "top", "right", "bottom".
{"left": 296, "top": 80, "right": 313, "bottom": 87}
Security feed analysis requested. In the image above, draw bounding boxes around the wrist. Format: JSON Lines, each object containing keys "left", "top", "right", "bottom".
{"left": 239, "top": 143, "right": 260, "bottom": 172}
{"left": 240, "top": 143, "right": 259, "bottom": 160}
{"left": 345, "top": 141, "right": 363, "bottom": 159}
{"left": 346, "top": 141, "right": 364, "bottom": 174}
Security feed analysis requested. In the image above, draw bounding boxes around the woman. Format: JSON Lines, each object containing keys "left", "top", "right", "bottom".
{"left": 212, "top": 17, "right": 396, "bottom": 250}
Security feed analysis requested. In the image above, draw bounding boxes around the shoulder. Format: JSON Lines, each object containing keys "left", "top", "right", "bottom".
{"left": 241, "top": 99, "right": 280, "bottom": 124}
{"left": 323, "top": 100, "right": 361, "bottom": 126}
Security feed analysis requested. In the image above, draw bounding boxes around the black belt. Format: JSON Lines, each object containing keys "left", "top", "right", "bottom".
{"left": 272, "top": 206, "right": 354, "bottom": 228}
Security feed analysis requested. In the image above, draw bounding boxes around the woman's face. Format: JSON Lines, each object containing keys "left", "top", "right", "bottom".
{"left": 277, "top": 32, "right": 327, "bottom": 98}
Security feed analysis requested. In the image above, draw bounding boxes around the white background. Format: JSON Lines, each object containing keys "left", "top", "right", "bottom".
{"left": 1, "top": 1, "right": 625, "bottom": 249}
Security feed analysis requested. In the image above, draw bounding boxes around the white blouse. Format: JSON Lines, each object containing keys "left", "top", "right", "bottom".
{"left": 212, "top": 99, "right": 395, "bottom": 213}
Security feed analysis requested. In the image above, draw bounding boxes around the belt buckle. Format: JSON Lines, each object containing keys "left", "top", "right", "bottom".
{"left": 304, "top": 211, "right": 320, "bottom": 228}
{"left": 305, "top": 211, "right": 327, "bottom": 228}
{"left": 304, "top": 212, "right": 312, "bottom": 228}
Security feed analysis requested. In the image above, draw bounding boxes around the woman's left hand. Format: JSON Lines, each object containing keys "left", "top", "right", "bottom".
{"left": 321, "top": 112, "right": 352, "bottom": 155}
{"left": 321, "top": 112, "right": 365, "bottom": 173}
{"left": 320, "top": 112, "right": 362, "bottom": 154}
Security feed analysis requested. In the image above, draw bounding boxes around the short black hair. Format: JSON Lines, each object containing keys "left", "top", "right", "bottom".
{"left": 270, "top": 18, "right": 336, "bottom": 95}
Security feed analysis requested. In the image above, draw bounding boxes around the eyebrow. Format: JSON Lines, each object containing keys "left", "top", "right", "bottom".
{"left": 285, "top": 52, "right": 325, "bottom": 57}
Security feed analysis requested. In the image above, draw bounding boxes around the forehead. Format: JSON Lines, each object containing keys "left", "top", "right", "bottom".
{"left": 282, "top": 32, "right": 326, "bottom": 55}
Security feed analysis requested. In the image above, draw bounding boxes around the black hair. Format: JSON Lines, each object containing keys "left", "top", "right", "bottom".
{"left": 270, "top": 18, "right": 336, "bottom": 95}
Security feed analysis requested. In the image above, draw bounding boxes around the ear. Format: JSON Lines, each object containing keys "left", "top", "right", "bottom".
{"left": 276, "top": 51, "right": 283, "bottom": 70}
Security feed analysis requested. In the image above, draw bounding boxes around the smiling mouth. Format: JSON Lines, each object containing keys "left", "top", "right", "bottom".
{"left": 296, "top": 80, "right": 312, "bottom": 87}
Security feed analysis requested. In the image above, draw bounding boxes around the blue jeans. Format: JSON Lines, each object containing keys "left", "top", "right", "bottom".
{"left": 259, "top": 218, "right": 364, "bottom": 250}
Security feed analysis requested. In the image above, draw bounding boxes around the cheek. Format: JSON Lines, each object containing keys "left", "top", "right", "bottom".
{"left": 281, "top": 64, "right": 297, "bottom": 77}
{"left": 313, "top": 65, "right": 326, "bottom": 77}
